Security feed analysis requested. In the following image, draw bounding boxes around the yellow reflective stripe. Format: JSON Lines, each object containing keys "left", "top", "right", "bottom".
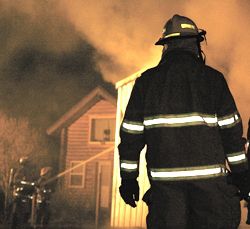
{"left": 144, "top": 113, "right": 217, "bottom": 120}
{"left": 121, "top": 163, "right": 138, "bottom": 170}
{"left": 122, "top": 120, "right": 144, "bottom": 134}
{"left": 227, "top": 151, "right": 246, "bottom": 164}
{"left": 181, "top": 23, "right": 195, "bottom": 29}
{"left": 122, "top": 122, "right": 144, "bottom": 131}
{"left": 163, "top": 32, "right": 181, "bottom": 39}
{"left": 144, "top": 113, "right": 217, "bottom": 128}
{"left": 150, "top": 172, "right": 225, "bottom": 181}
{"left": 150, "top": 165, "right": 226, "bottom": 181}
{"left": 151, "top": 167, "right": 222, "bottom": 178}
{"left": 218, "top": 113, "right": 240, "bottom": 129}
{"left": 120, "top": 160, "right": 138, "bottom": 171}
{"left": 144, "top": 116, "right": 217, "bottom": 125}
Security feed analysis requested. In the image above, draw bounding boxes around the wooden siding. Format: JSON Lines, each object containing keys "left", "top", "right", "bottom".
{"left": 111, "top": 78, "right": 150, "bottom": 228}
{"left": 63, "top": 99, "right": 116, "bottom": 206}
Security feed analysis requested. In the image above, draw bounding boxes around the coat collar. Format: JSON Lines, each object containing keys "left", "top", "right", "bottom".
{"left": 159, "top": 49, "right": 202, "bottom": 66}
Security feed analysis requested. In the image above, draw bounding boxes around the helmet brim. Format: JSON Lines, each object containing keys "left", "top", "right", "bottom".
{"left": 155, "top": 37, "right": 167, "bottom": 46}
{"left": 155, "top": 29, "right": 206, "bottom": 46}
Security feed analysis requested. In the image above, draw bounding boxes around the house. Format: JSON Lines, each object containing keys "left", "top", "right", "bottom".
{"left": 47, "top": 86, "right": 117, "bottom": 225}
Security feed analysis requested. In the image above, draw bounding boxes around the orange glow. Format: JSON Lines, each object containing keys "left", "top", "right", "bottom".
{"left": 5, "top": 0, "right": 249, "bottom": 134}
{"left": 56, "top": 0, "right": 249, "bottom": 134}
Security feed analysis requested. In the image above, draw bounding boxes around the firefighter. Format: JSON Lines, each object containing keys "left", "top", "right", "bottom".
{"left": 118, "top": 14, "right": 249, "bottom": 229}
{"left": 37, "top": 166, "right": 53, "bottom": 186}
{"left": 13, "top": 156, "right": 33, "bottom": 184}
{"left": 36, "top": 166, "right": 54, "bottom": 228}
{"left": 11, "top": 156, "right": 35, "bottom": 229}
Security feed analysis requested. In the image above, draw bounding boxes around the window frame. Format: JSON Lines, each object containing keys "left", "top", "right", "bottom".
{"left": 88, "top": 115, "right": 116, "bottom": 145}
{"left": 68, "top": 161, "right": 86, "bottom": 188}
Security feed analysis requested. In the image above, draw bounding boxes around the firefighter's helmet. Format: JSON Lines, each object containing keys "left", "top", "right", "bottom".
{"left": 155, "top": 14, "right": 206, "bottom": 45}
{"left": 19, "top": 156, "right": 29, "bottom": 165}
{"left": 40, "top": 166, "right": 52, "bottom": 177}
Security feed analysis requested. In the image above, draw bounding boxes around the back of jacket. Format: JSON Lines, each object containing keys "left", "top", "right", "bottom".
{"left": 119, "top": 49, "right": 247, "bottom": 181}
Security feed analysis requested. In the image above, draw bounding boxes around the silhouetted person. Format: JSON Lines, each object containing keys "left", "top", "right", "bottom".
{"left": 118, "top": 14, "right": 249, "bottom": 229}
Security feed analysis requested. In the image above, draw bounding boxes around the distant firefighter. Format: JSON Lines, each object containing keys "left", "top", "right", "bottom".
{"left": 36, "top": 166, "right": 54, "bottom": 228}
{"left": 13, "top": 156, "right": 34, "bottom": 184}
{"left": 118, "top": 14, "right": 249, "bottom": 229}
{"left": 11, "top": 156, "right": 36, "bottom": 229}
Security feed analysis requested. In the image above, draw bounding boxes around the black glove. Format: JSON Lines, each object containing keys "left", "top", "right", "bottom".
{"left": 231, "top": 170, "right": 250, "bottom": 200}
{"left": 119, "top": 179, "right": 139, "bottom": 208}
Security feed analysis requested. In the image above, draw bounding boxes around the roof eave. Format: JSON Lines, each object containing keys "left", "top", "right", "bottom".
{"left": 47, "top": 87, "right": 116, "bottom": 136}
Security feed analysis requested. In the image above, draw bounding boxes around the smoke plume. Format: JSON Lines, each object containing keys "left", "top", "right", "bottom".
{"left": 0, "top": 0, "right": 114, "bottom": 128}
{"left": 0, "top": 0, "right": 249, "bottom": 133}
{"left": 56, "top": 0, "right": 250, "bottom": 134}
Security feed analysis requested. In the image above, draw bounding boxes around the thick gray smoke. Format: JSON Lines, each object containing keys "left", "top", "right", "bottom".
{"left": 0, "top": 0, "right": 114, "bottom": 128}
{"left": 57, "top": 0, "right": 250, "bottom": 134}
{"left": 0, "top": 0, "right": 249, "bottom": 133}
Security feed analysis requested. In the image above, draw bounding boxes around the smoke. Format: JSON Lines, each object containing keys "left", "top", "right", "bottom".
{"left": 184, "top": 0, "right": 250, "bottom": 135}
{"left": 0, "top": 0, "right": 249, "bottom": 133}
{"left": 0, "top": 0, "right": 115, "bottom": 129}
{"left": 55, "top": 0, "right": 186, "bottom": 82}
{"left": 56, "top": 0, "right": 250, "bottom": 134}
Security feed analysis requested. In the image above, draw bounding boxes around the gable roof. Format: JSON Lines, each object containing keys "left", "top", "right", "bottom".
{"left": 47, "top": 86, "right": 117, "bottom": 136}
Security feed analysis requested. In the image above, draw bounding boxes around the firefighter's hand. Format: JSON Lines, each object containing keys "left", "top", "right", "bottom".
{"left": 119, "top": 179, "right": 139, "bottom": 208}
{"left": 231, "top": 170, "right": 250, "bottom": 200}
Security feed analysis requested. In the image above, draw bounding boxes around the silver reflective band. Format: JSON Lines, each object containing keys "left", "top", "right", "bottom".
{"left": 218, "top": 117, "right": 235, "bottom": 126}
{"left": 150, "top": 164, "right": 226, "bottom": 181}
{"left": 144, "top": 115, "right": 217, "bottom": 127}
{"left": 227, "top": 152, "right": 246, "bottom": 163}
{"left": 120, "top": 160, "right": 138, "bottom": 171}
{"left": 121, "top": 162, "right": 138, "bottom": 170}
{"left": 122, "top": 122, "right": 144, "bottom": 132}
{"left": 218, "top": 113, "right": 239, "bottom": 128}
{"left": 150, "top": 167, "right": 224, "bottom": 179}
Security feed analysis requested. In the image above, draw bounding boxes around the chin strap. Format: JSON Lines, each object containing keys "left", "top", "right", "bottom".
{"left": 197, "top": 33, "right": 207, "bottom": 64}
{"left": 197, "top": 42, "right": 205, "bottom": 63}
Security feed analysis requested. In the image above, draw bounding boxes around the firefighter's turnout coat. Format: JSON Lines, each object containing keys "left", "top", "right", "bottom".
{"left": 118, "top": 50, "right": 247, "bottom": 182}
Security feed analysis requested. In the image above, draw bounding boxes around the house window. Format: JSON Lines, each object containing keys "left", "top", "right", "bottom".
{"left": 69, "top": 161, "right": 85, "bottom": 188}
{"left": 90, "top": 117, "right": 115, "bottom": 142}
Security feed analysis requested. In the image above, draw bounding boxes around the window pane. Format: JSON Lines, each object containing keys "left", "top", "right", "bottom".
{"left": 70, "top": 175, "right": 83, "bottom": 186}
{"left": 91, "top": 118, "right": 115, "bottom": 142}
{"left": 71, "top": 162, "right": 84, "bottom": 173}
